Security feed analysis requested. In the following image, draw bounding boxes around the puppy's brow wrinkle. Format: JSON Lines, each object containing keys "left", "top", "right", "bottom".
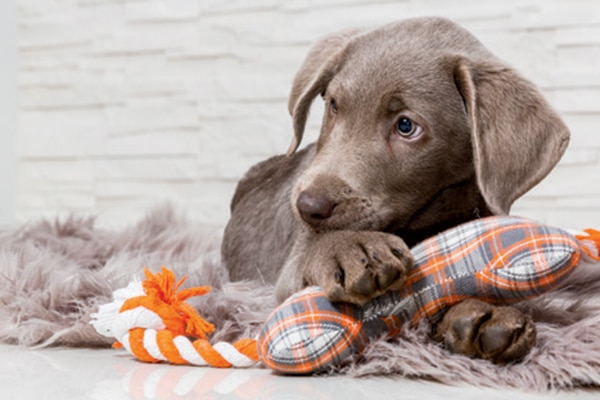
{"left": 387, "top": 97, "right": 406, "bottom": 113}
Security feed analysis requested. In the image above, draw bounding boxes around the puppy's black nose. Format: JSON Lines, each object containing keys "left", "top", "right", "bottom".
{"left": 296, "top": 190, "right": 336, "bottom": 226}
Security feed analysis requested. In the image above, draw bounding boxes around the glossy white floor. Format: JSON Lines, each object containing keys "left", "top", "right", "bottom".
{"left": 1, "top": 344, "right": 598, "bottom": 400}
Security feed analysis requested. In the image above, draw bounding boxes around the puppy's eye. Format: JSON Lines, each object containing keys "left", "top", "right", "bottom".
{"left": 394, "top": 117, "right": 421, "bottom": 138}
{"left": 330, "top": 99, "right": 338, "bottom": 114}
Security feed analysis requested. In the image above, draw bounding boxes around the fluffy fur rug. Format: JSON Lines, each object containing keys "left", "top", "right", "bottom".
{"left": 2, "top": 206, "right": 600, "bottom": 391}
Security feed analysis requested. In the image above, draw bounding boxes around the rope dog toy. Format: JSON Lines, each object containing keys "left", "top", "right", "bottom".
{"left": 91, "top": 216, "right": 600, "bottom": 372}
{"left": 91, "top": 267, "right": 259, "bottom": 367}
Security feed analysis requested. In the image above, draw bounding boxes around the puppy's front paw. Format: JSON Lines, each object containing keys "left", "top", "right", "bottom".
{"left": 435, "top": 299, "right": 536, "bottom": 363}
{"left": 305, "top": 231, "right": 413, "bottom": 305}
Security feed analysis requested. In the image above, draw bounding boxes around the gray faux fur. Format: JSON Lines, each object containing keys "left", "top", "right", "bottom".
{"left": 1, "top": 206, "right": 600, "bottom": 391}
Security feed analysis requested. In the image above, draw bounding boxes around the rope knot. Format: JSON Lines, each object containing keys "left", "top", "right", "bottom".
{"left": 120, "top": 266, "right": 214, "bottom": 339}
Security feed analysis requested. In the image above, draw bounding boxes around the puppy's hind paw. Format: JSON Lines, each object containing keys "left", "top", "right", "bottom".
{"left": 435, "top": 299, "right": 536, "bottom": 364}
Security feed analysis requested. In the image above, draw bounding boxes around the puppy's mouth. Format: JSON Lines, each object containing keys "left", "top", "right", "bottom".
{"left": 294, "top": 192, "right": 390, "bottom": 233}
{"left": 292, "top": 173, "right": 399, "bottom": 233}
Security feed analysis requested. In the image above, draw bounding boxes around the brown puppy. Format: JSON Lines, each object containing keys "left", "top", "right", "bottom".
{"left": 222, "top": 17, "right": 569, "bottom": 363}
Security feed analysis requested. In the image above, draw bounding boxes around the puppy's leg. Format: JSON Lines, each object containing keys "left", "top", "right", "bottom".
{"left": 434, "top": 299, "right": 536, "bottom": 363}
{"left": 296, "top": 230, "right": 413, "bottom": 305}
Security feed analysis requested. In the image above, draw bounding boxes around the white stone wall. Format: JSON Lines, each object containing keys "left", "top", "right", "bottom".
{"left": 16, "top": 0, "right": 600, "bottom": 230}
{"left": 1, "top": 1, "right": 17, "bottom": 229}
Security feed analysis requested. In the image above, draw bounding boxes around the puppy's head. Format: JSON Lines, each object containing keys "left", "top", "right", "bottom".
{"left": 288, "top": 18, "right": 569, "bottom": 243}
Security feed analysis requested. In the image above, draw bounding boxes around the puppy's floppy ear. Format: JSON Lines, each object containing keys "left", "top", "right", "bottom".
{"left": 453, "top": 58, "right": 570, "bottom": 215}
{"left": 287, "top": 29, "right": 362, "bottom": 155}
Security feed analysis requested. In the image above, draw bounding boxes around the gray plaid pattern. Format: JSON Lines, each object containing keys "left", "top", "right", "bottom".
{"left": 259, "top": 216, "right": 581, "bottom": 373}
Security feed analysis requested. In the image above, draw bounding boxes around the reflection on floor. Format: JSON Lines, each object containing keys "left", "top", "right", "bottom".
{"left": 1, "top": 345, "right": 597, "bottom": 400}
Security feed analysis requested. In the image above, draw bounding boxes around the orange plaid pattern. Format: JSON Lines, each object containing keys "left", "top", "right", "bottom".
{"left": 259, "top": 216, "right": 583, "bottom": 374}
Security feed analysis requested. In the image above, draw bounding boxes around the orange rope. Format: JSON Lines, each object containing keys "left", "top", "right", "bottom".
{"left": 120, "top": 267, "right": 215, "bottom": 339}
{"left": 128, "top": 328, "right": 159, "bottom": 363}
{"left": 576, "top": 228, "right": 600, "bottom": 261}
{"left": 115, "top": 267, "right": 259, "bottom": 367}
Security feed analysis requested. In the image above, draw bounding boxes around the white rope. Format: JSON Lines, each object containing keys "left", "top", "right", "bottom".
{"left": 91, "top": 279, "right": 259, "bottom": 368}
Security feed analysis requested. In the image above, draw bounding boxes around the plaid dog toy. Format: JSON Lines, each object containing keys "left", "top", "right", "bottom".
{"left": 258, "top": 216, "right": 600, "bottom": 374}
